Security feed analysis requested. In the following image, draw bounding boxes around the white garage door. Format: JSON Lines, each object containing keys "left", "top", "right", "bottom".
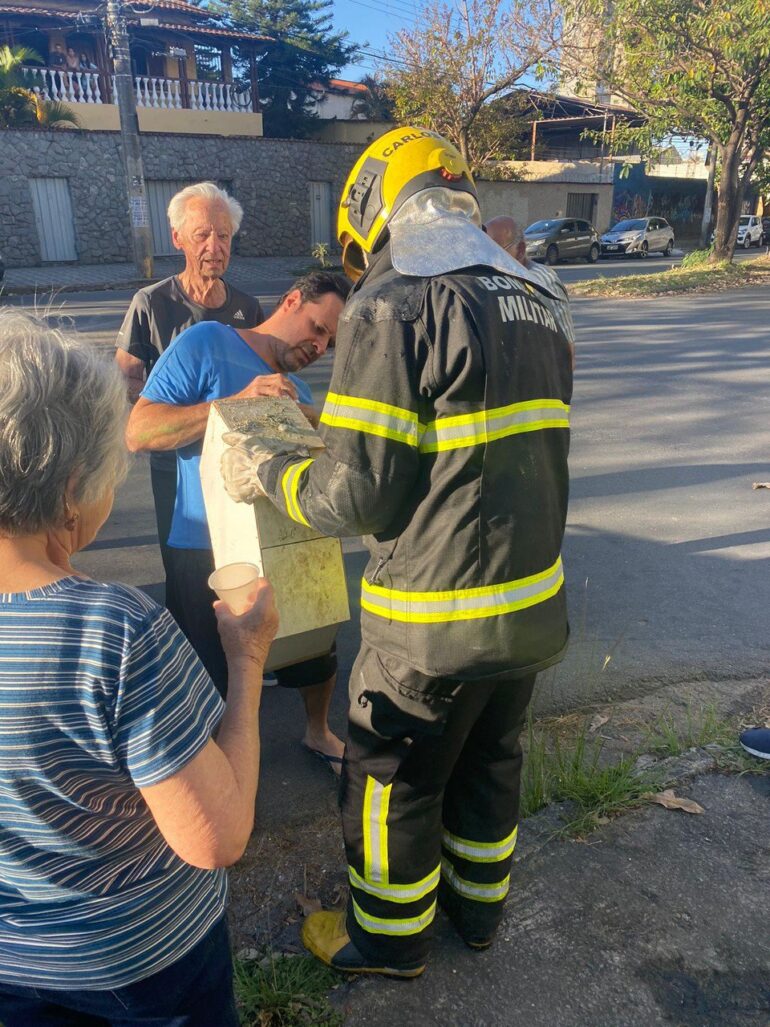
{"left": 147, "top": 180, "right": 192, "bottom": 256}
{"left": 309, "top": 181, "right": 332, "bottom": 246}
{"left": 29, "top": 178, "right": 77, "bottom": 262}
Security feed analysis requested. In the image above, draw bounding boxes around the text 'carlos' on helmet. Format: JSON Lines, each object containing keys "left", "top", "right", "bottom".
{"left": 337, "top": 126, "right": 476, "bottom": 279}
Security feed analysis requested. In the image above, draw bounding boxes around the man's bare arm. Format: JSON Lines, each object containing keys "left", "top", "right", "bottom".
{"left": 125, "top": 373, "right": 301, "bottom": 453}
{"left": 115, "top": 349, "right": 146, "bottom": 404}
{"left": 126, "top": 396, "right": 212, "bottom": 452}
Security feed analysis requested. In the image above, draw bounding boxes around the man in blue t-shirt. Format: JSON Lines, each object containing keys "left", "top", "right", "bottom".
{"left": 126, "top": 271, "right": 351, "bottom": 772}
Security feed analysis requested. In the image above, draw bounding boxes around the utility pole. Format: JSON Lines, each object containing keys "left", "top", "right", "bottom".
{"left": 700, "top": 143, "right": 717, "bottom": 249}
{"left": 105, "top": 0, "right": 153, "bottom": 279}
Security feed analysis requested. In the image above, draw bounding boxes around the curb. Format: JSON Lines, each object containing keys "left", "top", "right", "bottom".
{"left": 1, "top": 279, "right": 155, "bottom": 298}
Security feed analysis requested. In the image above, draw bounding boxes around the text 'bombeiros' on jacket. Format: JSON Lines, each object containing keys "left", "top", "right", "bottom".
{"left": 259, "top": 251, "right": 573, "bottom": 681}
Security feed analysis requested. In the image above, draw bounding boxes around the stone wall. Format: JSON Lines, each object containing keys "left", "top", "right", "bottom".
{"left": 0, "top": 129, "right": 362, "bottom": 267}
{"left": 1, "top": 131, "right": 130, "bottom": 266}
{"left": 1, "top": 128, "right": 619, "bottom": 267}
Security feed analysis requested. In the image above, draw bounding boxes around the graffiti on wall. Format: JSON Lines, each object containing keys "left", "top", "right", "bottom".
{"left": 611, "top": 164, "right": 706, "bottom": 234}
{"left": 612, "top": 188, "right": 701, "bottom": 227}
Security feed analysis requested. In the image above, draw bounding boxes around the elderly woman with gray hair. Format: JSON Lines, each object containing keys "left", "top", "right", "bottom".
{"left": 0, "top": 309, "right": 277, "bottom": 1027}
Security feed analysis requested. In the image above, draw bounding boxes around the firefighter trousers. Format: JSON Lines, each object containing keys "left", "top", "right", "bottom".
{"left": 340, "top": 643, "right": 537, "bottom": 966}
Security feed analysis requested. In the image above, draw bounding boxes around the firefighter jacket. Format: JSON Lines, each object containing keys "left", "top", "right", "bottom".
{"left": 259, "top": 248, "right": 572, "bottom": 681}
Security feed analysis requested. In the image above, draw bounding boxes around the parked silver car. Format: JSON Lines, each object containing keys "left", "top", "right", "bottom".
{"left": 524, "top": 218, "right": 601, "bottom": 265}
{"left": 601, "top": 217, "right": 675, "bottom": 258}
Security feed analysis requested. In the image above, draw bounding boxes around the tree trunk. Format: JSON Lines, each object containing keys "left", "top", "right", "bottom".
{"left": 710, "top": 137, "right": 743, "bottom": 263}
{"left": 458, "top": 127, "right": 471, "bottom": 165}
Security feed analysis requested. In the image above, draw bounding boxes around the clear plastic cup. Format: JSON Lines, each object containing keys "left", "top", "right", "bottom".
{"left": 208, "top": 562, "right": 261, "bottom": 616}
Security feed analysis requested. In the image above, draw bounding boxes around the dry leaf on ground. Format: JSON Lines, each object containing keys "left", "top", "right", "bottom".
{"left": 294, "top": 892, "right": 322, "bottom": 917}
{"left": 644, "top": 789, "right": 704, "bottom": 815}
{"left": 589, "top": 713, "right": 610, "bottom": 732}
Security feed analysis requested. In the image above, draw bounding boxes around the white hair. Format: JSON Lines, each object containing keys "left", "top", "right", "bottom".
{"left": 167, "top": 181, "right": 244, "bottom": 235}
{"left": 0, "top": 309, "right": 129, "bottom": 536}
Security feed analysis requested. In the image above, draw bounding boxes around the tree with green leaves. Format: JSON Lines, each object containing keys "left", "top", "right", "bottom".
{"left": 386, "top": 0, "right": 568, "bottom": 175}
{"left": 350, "top": 74, "right": 395, "bottom": 123}
{"left": 213, "top": 0, "right": 358, "bottom": 138}
{"left": 570, "top": 0, "right": 770, "bottom": 261}
{"left": 0, "top": 45, "right": 79, "bottom": 129}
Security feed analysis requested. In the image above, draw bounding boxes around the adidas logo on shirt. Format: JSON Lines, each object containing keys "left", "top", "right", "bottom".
{"left": 233, "top": 310, "right": 245, "bottom": 320}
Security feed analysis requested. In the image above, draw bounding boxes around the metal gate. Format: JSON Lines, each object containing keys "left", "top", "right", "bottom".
{"left": 147, "top": 180, "right": 193, "bottom": 256}
{"left": 309, "top": 181, "right": 332, "bottom": 246}
{"left": 566, "top": 192, "right": 598, "bottom": 223}
{"left": 29, "top": 178, "right": 77, "bottom": 262}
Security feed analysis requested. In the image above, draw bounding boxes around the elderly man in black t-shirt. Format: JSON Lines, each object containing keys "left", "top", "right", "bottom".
{"left": 116, "top": 182, "right": 262, "bottom": 581}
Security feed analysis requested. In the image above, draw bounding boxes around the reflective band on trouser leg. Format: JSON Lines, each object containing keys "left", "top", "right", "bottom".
{"left": 361, "top": 557, "right": 564, "bottom": 624}
{"left": 320, "top": 392, "right": 424, "bottom": 447}
{"left": 352, "top": 897, "right": 437, "bottom": 936}
{"left": 441, "top": 824, "right": 518, "bottom": 863}
{"left": 352, "top": 776, "right": 439, "bottom": 942}
{"left": 419, "top": 399, "right": 570, "bottom": 453}
{"left": 349, "top": 864, "right": 440, "bottom": 903}
{"left": 279, "top": 458, "right": 314, "bottom": 526}
{"left": 362, "top": 775, "right": 391, "bottom": 885}
{"left": 440, "top": 859, "right": 510, "bottom": 903}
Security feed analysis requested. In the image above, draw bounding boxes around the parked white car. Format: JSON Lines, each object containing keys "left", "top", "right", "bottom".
{"left": 710, "top": 215, "right": 765, "bottom": 248}
{"left": 601, "top": 217, "right": 675, "bottom": 258}
{"left": 736, "top": 215, "right": 763, "bottom": 249}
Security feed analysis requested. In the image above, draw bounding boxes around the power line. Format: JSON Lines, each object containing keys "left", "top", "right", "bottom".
{"left": 359, "top": 0, "right": 419, "bottom": 19}
{"left": 345, "top": 0, "right": 416, "bottom": 24}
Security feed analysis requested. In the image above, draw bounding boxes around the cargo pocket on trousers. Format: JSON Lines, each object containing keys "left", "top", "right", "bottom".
{"left": 366, "top": 649, "right": 461, "bottom": 736}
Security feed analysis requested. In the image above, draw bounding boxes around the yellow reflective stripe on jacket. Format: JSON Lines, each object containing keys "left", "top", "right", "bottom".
{"left": 349, "top": 864, "right": 440, "bottom": 904}
{"left": 352, "top": 897, "right": 437, "bottom": 936}
{"left": 320, "top": 392, "right": 423, "bottom": 447}
{"left": 419, "top": 399, "right": 569, "bottom": 453}
{"left": 440, "top": 859, "right": 510, "bottom": 903}
{"left": 442, "top": 824, "right": 518, "bottom": 863}
{"left": 363, "top": 776, "right": 391, "bottom": 885}
{"left": 280, "top": 458, "right": 314, "bottom": 526}
{"left": 361, "top": 557, "right": 563, "bottom": 624}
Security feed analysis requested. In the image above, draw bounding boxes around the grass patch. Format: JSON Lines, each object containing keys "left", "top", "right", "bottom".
{"left": 568, "top": 252, "right": 770, "bottom": 299}
{"left": 520, "top": 715, "right": 658, "bottom": 836}
{"left": 235, "top": 953, "right": 342, "bottom": 1027}
{"left": 643, "top": 704, "right": 734, "bottom": 756}
{"left": 521, "top": 704, "right": 770, "bottom": 837}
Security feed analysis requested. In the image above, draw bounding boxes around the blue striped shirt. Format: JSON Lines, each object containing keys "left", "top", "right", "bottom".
{"left": 0, "top": 576, "right": 228, "bottom": 989}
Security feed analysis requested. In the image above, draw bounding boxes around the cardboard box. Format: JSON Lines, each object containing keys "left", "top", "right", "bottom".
{"left": 200, "top": 397, "right": 350, "bottom": 672}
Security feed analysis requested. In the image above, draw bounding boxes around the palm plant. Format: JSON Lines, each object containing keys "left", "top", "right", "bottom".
{"left": 0, "top": 45, "right": 79, "bottom": 129}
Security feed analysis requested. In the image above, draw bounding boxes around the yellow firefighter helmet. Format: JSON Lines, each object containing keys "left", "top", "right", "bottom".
{"left": 337, "top": 127, "right": 476, "bottom": 280}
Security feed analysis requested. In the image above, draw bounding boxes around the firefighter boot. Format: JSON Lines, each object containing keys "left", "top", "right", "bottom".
{"left": 301, "top": 911, "right": 426, "bottom": 978}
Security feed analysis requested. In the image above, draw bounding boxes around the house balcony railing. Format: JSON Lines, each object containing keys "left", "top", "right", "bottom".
{"left": 22, "top": 67, "right": 253, "bottom": 113}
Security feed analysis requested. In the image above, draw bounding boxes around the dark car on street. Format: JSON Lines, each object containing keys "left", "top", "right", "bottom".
{"left": 524, "top": 218, "right": 601, "bottom": 265}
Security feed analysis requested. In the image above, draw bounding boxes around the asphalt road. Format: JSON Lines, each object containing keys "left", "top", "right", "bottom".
{"left": 6, "top": 246, "right": 763, "bottom": 350}
{"left": 21, "top": 283, "right": 770, "bottom": 831}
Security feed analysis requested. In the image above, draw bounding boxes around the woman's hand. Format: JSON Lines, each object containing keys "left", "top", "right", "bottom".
{"left": 214, "top": 578, "right": 279, "bottom": 673}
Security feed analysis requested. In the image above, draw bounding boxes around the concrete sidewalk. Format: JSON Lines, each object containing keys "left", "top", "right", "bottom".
{"left": 335, "top": 749, "right": 770, "bottom": 1026}
{"left": 1, "top": 255, "right": 307, "bottom": 296}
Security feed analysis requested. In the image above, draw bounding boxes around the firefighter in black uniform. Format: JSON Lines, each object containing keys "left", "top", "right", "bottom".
{"left": 254, "top": 127, "right": 572, "bottom": 976}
